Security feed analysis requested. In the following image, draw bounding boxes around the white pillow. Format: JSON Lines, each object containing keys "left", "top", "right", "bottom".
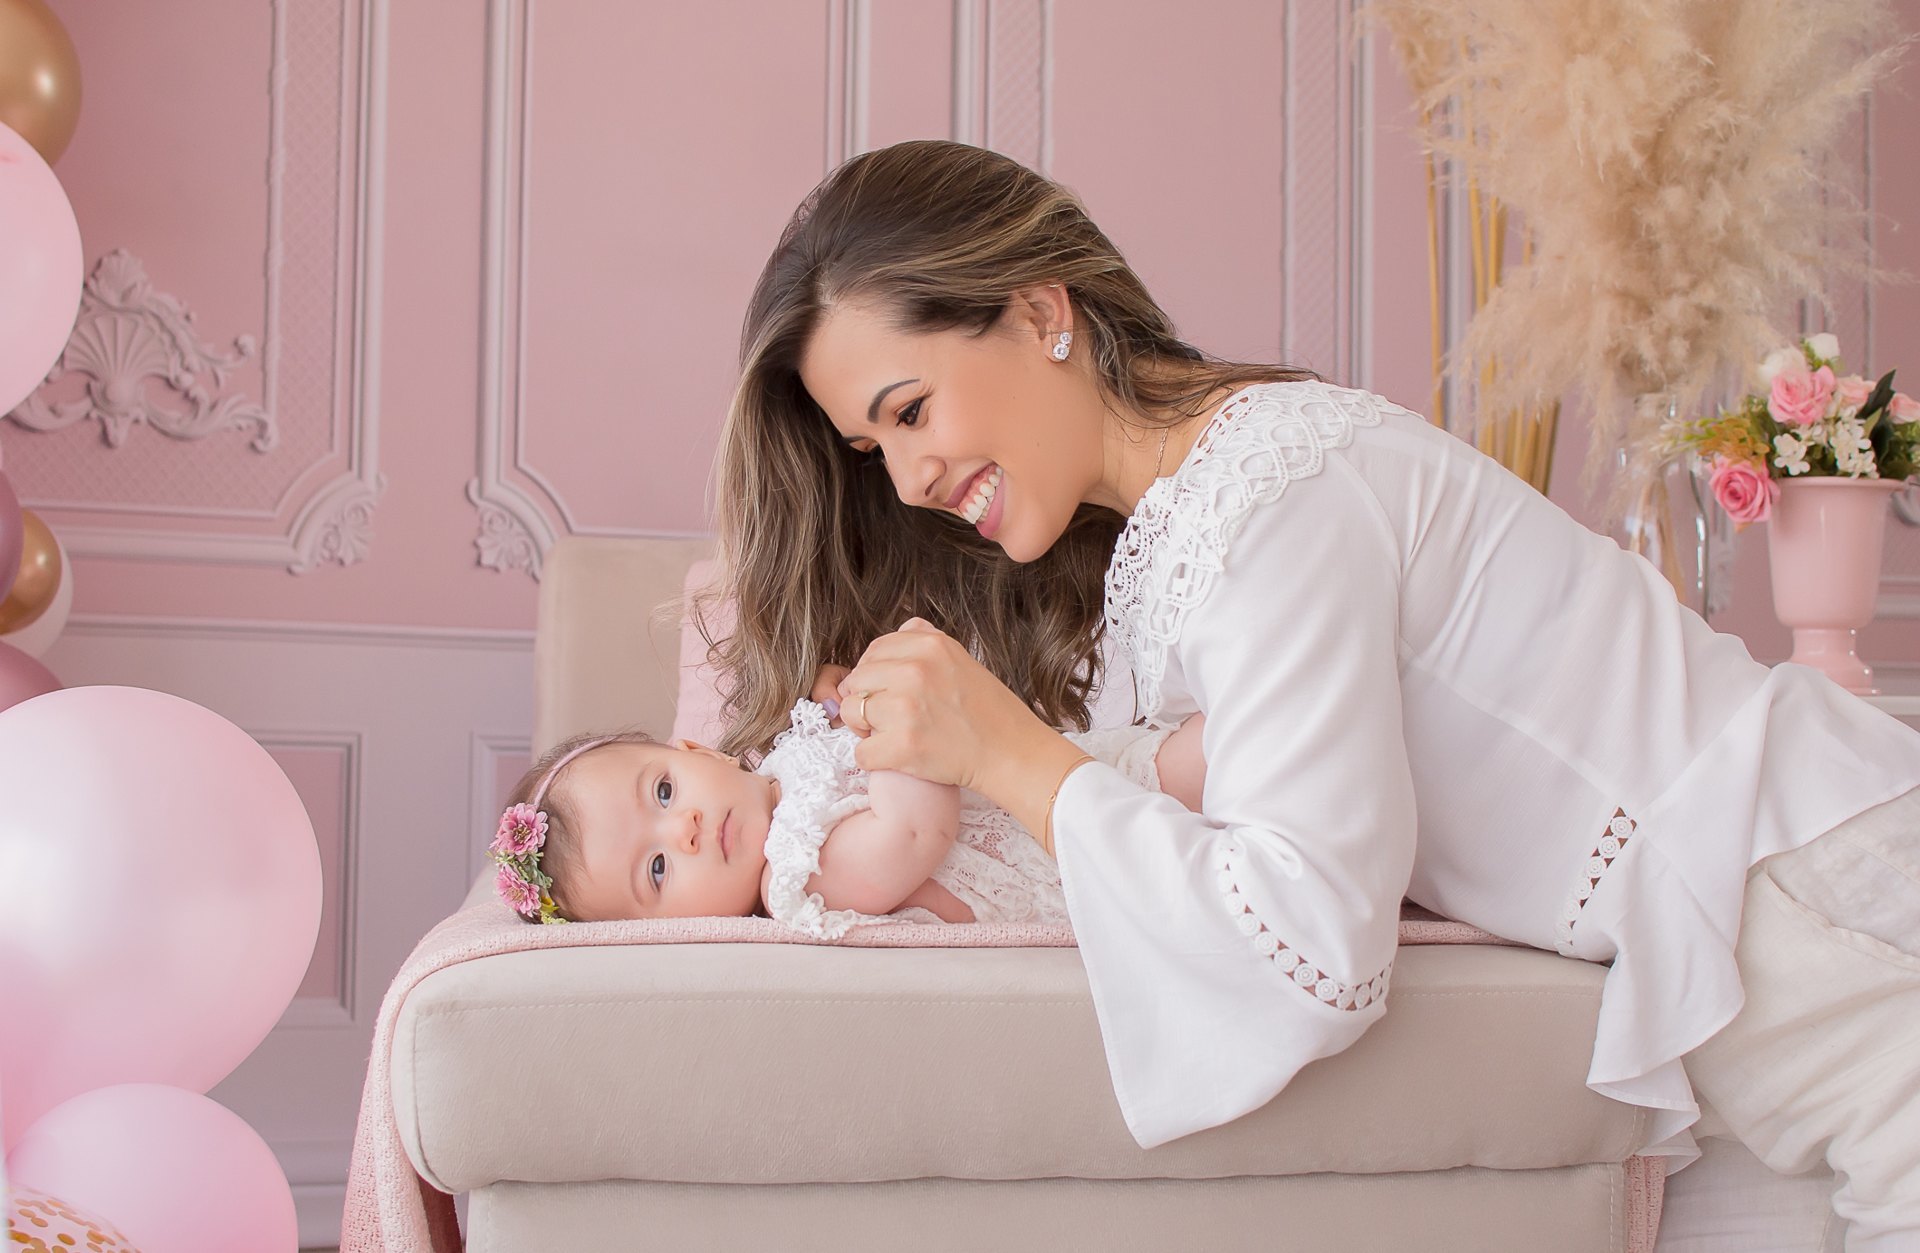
{"left": 669, "top": 558, "right": 733, "bottom": 747}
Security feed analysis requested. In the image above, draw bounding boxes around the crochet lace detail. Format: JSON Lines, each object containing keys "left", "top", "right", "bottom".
{"left": 1104, "top": 381, "right": 1388, "bottom": 724}
{"left": 931, "top": 795, "right": 1071, "bottom": 926}
{"left": 1554, "top": 810, "right": 1638, "bottom": 956}
{"left": 1216, "top": 837, "right": 1390, "bottom": 1011}
{"left": 754, "top": 700, "right": 892, "bottom": 939}
{"left": 755, "top": 699, "right": 1075, "bottom": 930}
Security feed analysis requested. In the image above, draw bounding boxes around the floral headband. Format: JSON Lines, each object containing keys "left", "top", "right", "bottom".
{"left": 491, "top": 735, "right": 620, "bottom": 923}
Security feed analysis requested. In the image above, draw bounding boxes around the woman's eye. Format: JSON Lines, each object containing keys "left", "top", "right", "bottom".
{"left": 649, "top": 852, "right": 666, "bottom": 889}
{"left": 654, "top": 775, "right": 673, "bottom": 807}
{"left": 898, "top": 398, "right": 923, "bottom": 428}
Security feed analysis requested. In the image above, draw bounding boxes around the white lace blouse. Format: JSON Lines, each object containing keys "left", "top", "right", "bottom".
{"left": 1055, "top": 380, "right": 1920, "bottom": 1151}
{"left": 754, "top": 700, "right": 1167, "bottom": 936}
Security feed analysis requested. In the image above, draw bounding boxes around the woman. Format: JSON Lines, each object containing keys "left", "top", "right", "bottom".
{"left": 706, "top": 139, "right": 1920, "bottom": 1244}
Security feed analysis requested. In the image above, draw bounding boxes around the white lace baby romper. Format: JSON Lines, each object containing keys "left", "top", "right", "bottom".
{"left": 754, "top": 699, "right": 1169, "bottom": 937}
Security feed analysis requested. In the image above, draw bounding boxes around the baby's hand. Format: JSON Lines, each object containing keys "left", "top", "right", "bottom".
{"left": 811, "top": 664, "right": 852, "bottom": 725}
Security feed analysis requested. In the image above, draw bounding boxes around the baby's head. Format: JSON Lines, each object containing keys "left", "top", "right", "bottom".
{"left": 492, "top": 731, "right": 780, "bottom": 924}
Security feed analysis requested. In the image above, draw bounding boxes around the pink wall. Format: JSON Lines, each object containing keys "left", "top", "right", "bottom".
{"left": 7, "top": 0, "right": 1917, "bottom": 660}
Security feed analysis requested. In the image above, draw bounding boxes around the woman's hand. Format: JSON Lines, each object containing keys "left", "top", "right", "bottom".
{"left": 810, "top": 663, "right": 852, "bottom": 725}
{"left": 837, "top": 618, "right": 1055, "bottom": 793}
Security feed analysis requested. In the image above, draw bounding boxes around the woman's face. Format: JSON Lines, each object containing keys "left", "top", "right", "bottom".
{"left": 799, "top": 292, "right": 1107, "bottom": 563}
{"left": 559, "top": 741, "right": 778, "bottom": 922}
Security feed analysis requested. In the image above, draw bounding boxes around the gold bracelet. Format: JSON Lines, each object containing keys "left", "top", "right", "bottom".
{"left": 1041, "top": 752, "right": 1097, "bottom": 857}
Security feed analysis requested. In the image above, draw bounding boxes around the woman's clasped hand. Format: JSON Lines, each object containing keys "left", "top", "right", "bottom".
{"left": 835, "top": 618, "right": 1060, "bottom": 793}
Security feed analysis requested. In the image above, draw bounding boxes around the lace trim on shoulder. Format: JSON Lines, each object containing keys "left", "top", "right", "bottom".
{"left": 1104, "top": 381, "right": 1391, "bottom": 723}
{"left": 1215, "top": 838, "right": 1390, "bottom": 1012}
{"left": 755, "top": 699, "right": 887, "bottom": 939}
{"left": 1554, "top": 810, "right": 1637, "bottom": 956}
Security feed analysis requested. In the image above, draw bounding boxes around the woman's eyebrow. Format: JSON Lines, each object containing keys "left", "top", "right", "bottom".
{"left": 867, "top": 378, "right": 918, "bottom": 423}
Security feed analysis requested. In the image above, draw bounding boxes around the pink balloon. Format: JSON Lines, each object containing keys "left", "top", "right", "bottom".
{"left": 0, "top": 639, "right": 58, "bottom": 712}
{"left": 0, "top": 687, "right": 321, "bottom": 1150}
{"left": 0, "top": 470, "right": 20, "bottom": 603}
{"left": 0, "top": 119, "right": 84, "bottom": 415}
{"left": 6, "top": 1084, "right": 296, "bottom": 1253}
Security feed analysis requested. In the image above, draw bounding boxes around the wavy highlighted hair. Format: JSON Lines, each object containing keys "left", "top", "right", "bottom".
{"left": 707, "top": 140, "right": 1309, "bottom": 756}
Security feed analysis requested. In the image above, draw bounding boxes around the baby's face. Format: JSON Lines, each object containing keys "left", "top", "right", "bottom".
{"left": 559, "top": 740, "right": 778, "bottom": 922}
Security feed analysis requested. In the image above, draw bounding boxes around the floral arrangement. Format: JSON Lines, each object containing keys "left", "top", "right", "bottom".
{"left": 1666, "top": 335, "right": 1919, "bottom": 527}
{"left": 490, "top": 801, "right": 567, "bottom": 923}
{"left": 1372, "top": 0, "right": 1904, "bottom": 518}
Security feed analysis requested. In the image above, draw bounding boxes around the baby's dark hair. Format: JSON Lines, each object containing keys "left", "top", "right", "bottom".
{"left": 501, "top": 729, "right": 657, "bottom": 923}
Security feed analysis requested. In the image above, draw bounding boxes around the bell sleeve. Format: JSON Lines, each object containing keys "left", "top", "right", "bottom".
{"left": 1053, "top": 457, "right": 1419, "bottom": 1148}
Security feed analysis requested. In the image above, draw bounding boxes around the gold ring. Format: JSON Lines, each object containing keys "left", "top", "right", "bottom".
{"left": 856, "top": 691, "right": 872, "bottom": 725}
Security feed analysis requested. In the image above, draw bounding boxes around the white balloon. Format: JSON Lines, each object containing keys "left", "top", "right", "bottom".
{"left": 1, "top": 532, "right": 69, "bottom": 657}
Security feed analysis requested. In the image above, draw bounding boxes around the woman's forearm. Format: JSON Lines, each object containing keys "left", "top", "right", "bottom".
{"left": 973, "top": 723, "right": 1097, "bottom": 855}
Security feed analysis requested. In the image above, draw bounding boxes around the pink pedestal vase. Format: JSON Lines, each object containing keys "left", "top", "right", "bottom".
{"left": 1766, "top": 477, "right": 1906, "bottom": 694}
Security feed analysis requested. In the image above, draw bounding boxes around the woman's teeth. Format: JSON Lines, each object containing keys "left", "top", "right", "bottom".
{"left": 960, "top": 465, "right": 1002, "bottom": 524}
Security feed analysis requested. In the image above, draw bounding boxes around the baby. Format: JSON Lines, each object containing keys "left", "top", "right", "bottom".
{"left": 490, "top": 698, "right": 1205, "bottom": 936}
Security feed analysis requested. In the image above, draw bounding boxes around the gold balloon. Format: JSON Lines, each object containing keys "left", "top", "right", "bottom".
{"left": 0, "top": 0, "right": 82, "bottom": 164}
{"left": 0, "top": 507, "right": 61, "bottom": 632}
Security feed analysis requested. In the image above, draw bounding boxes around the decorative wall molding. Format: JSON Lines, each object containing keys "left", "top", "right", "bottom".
{"left": 266, "top": 729, "right": 363, "bottom": 1029}
{"left": 471, "top": 0, "right": 557, "bottom": 579}
{"left": 825, "top": 0, "right": 871, "bottom": 169}
{"left": 951, "top": 0, "right": 986, "bottom": 146}
{"left": 468, "top": 732, "right": 532, "bottom": 888}
{"left": 65, "top": 611, "right": 534, "bottom": 650}
{"left": 1879, "top": 572, "right": 1920, "bottom": 618}
{"left": 8, "top": 250, "right": 277, "bottom": 451}
{"left": 9, "top": 0, "right": 388, "bottom": 573}
{"left": 472, "top": 0, "right": 897, "bottom": 580}
{"left": 1280, "top": 0, "right": 1370, "bottom": 388}
{"left": 950, "top": 0, "right": 1051, "bottom": 173}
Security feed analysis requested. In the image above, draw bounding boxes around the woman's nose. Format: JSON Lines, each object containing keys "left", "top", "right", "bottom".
{"left": 889, "top": 454, "right": 943, "bottom": 509}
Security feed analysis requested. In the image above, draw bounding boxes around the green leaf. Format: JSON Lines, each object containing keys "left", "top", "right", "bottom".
{"left": 1858, "top": 368, "right": 1898, "bottom": 425}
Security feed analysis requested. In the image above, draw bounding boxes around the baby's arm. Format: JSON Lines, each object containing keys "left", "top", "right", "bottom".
{"left": 807, "top": 770, "right": 962, "bottom": 916}
{"left": 1155, "top": 713, "right": 1207, "bottom": 811}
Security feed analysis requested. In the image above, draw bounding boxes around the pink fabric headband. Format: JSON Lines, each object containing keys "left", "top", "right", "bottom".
{"left": 490, "top": 734, "right": 622, "bottom": 923}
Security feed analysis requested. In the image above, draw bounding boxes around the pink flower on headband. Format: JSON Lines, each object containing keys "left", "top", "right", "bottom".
{"left": 493, "top": 803, "right": 548, "bottom": 856}
{"left": 496, "top": 864, "right": 541, "bottom": 916}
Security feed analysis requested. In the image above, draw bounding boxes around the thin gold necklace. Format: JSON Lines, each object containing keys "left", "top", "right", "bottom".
{"left": 1153, "top": 424, "right": 1170, "bottom": 477}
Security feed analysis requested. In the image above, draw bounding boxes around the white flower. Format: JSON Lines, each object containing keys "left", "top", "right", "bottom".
{"left": 1807, "top": 332, "right": 1841, "bottom": 365}
{"left": 1832, "top": 417, "right": 1877, "bottom": 477}
{"left": 1774, "top": 431, "right": 1812, "bottom": 476}
{"left": 1759, "top": 346, "right": 1805, "bottom": 387}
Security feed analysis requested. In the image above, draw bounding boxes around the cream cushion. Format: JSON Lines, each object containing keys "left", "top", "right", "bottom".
{"left": 394, "top": 940, "right": 1645, "bottom": 1191}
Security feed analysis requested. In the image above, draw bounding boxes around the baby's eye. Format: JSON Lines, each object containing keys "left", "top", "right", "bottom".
{"left": 898, "top": 398, "right": 923, "bottom": 428}
{"left": 649, "top": 852, "right": 667, "bottom": 890}
{"left": 654, "top": 774, "right": 673, "bottom": 807}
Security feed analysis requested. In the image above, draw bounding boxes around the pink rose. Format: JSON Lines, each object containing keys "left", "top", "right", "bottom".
{"left": 1710, "top": 458, "right": 1778, "bottom": 526}
{"left": 492, "top": 801, "right": 548, "bottom": 856}
{"left": 1768, "top": 364, "right": 1836, "bottom": 426}
{"left": 1891, "top": 393, "right": 1920, "bottom": 425}
{"left": 496, "top": 864, "right": 541, "bottom": 916}
{"left": 1834, "top": 375, "right": 1874, "bottom": 413}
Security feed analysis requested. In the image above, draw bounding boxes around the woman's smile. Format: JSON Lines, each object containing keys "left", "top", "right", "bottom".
{"left": 956, "top": 464, "right": 1003, "bottom": 527}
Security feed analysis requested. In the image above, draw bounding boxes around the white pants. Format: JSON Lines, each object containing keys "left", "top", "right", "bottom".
{"left": 1665, "top": 786, "right": 1920, "bottom": 1253}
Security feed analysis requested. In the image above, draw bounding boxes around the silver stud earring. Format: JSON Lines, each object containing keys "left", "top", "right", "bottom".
{"left": 1051, "top": 331, "right": 1072, "bottom": 362}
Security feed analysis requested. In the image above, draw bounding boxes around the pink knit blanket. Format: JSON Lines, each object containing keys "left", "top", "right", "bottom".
{"left": 341, "top": 903, "right": 1660, "bottom": 1252}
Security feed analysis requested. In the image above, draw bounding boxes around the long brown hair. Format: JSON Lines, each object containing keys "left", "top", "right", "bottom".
{"left": 709, "top": 140, "right": 1311, "bottom": 756}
